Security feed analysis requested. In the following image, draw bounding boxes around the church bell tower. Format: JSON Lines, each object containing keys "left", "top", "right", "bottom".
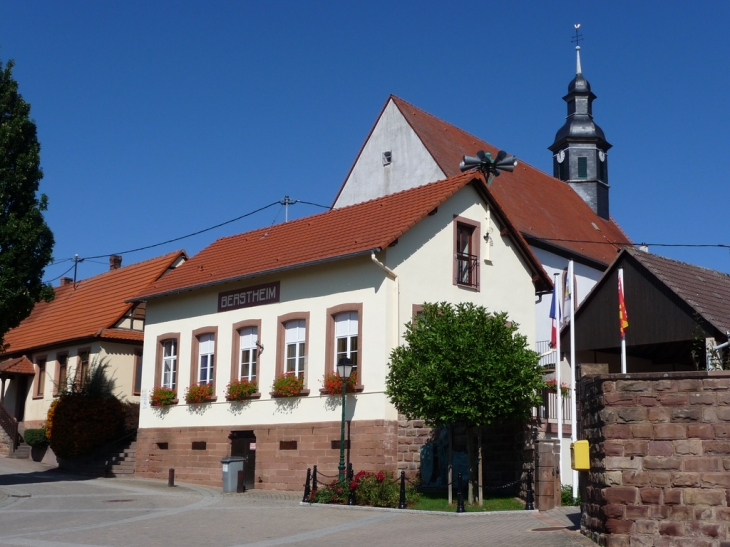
{"left": 549, "top": 45, "right": 612, "bottom": 219}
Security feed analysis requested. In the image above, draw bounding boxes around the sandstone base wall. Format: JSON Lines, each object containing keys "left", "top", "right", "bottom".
{"left": 135, "top": 419, "right": 398, "bottom": 491}
{"left": 581, "top": 371, "right": 730, "bottom": 547}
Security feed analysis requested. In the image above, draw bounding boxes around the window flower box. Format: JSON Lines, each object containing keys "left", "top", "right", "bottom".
{"left": 184, "top": 383, "right": 215, "bottom": 404}
{"left": 544, "top": 379, "right": 570, "bottom": 397}
{"left": 270, "top": 373, "right": 307, "bottom": 397}
{"left": 225, "top": 379, "right": 260, "bottom": 402}
{"left": 320, "top": 372, "right": 360, "bottom": 395}
{"left": 150, "top": 387, "right": 178, "bottom": 407}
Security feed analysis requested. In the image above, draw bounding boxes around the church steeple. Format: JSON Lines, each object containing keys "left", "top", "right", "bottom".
{"left": 549, "top": 45, "right": 612, "bottom": 219}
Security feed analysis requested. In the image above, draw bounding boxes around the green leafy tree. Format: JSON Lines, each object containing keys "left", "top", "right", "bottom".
{"left": 386, "top": 302, "right": 544, "bottom": 503}
{"left": 0, "top": 57, "right": 54, "bottom": 349}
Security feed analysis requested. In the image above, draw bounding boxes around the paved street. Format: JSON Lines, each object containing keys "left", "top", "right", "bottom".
{"left": 0, "top": 457, "right": 593, "bottom": 547}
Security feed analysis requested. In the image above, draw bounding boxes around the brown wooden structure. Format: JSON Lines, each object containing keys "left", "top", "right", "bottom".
{"left": 561, "top": 248, "right": 730, "bottom": 373}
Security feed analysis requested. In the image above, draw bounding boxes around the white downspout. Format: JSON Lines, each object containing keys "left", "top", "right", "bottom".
{"left": 371, "top": 251, "right": 399, "bottom": 350}
{"left": 707, "top": 333, "right": 730, "bottom": 370}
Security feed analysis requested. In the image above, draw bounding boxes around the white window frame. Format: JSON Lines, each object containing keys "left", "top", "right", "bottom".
{"left": 198, "top": 333, "right": 215, "bottom": 385}
{"left": 239, "top": 327, "right": 258, "bottom": 382}
{"left": 334, "top": 311, "right": 358, "bottom": 370}
{"left": 162, "top": 339, "right": 177, "bottom": 389}
{"left": 285, "top": 320, "right": 306, "bottom": 380}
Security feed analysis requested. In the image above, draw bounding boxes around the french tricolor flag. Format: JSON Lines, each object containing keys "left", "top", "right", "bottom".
{"left": 549, "top": 278, "right": 561, "bottom": 348}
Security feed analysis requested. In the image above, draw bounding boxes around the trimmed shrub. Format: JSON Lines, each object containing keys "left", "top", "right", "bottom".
{"left": 46, "top": 357, "right": 126, "bottom": 459}
{"left": 23, "top": 427, "right": 49, "bottom": 447}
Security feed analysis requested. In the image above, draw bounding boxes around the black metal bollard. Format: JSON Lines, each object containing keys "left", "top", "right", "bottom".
{"left": 312, "top": 465, "right": 318, "bottom": 494}
{"left": 347, "top": 463, "right": 355, "bottom": 506}
{"left": 303, "top": 468, "right": 312, "bottom": 503}
{"left": 456, "top": 472, "right": 465, "bottom": 513}
{"left": 525, "top": 468, "right": 534, "bottom": 510}
{"left": 237, "top": 470, "right": 245, "bottom": 493}
{"left": 168, "top": 468, "right": 175, "bottom": 487}
{"left": 398, "top": 471, "right": 406, "bottom": 509}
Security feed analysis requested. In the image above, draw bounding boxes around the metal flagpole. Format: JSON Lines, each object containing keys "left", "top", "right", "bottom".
{"left": 554, "top": 272, "right": 563, "bottom": 485}
{"left": 569, "top": 260, "right": 578, "bottom": 499}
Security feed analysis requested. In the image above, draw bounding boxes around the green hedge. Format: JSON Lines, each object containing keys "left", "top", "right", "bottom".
{"left": 24, "top": 427, "right": 49, "bottom": 447}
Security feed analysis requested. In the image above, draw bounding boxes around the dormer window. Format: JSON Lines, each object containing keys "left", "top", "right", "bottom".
{"left": 382, "top": 151, "right": 392, "bottom": 166}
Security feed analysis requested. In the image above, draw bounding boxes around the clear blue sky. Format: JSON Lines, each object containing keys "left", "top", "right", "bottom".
{"left": 2, "top": 1, "right": 729, "bottom": 282}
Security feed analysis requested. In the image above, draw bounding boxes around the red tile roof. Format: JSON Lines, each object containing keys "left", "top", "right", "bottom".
{"left": 335, "top": 95, "right": 632, "bottom": 268}
{"left": 134, "top": 172, "right": 552, "bottom": 301}
{"left": 97, "top": 329, "right": 145, "bottom": 342}
{"left": 1, "top": 251, "right": 185, "bottom": 355}
{"left": 0, "top": 356, "right": 34, "bottom": 375}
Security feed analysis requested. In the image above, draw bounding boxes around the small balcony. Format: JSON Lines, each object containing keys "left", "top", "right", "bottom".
{"left": 455, "top": 252, "right": 479, "bottom": 288}
{"left": 533, "top": 388, "right": 572, "bottom": 434}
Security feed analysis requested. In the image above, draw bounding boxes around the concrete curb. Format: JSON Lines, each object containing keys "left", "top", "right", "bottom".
{"left": 300, "top": 502, "right": 539, "bottom": 516}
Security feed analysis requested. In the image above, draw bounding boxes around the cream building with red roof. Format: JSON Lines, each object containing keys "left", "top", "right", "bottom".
{"left": 131, "top": 171, "right": 551, "bottom": 490}
{"left": 0, "top": 251, "right": 186, "bottom": 455}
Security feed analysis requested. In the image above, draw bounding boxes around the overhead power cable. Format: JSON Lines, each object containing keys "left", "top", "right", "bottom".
{"left": 82, "top": 201, "right": 281, "bottom": 260}
{"left": 538, "top": 238, "right": 730, "bottom": 249}
{"left": 44, "top": 263, "right": 75, "bottom": 283}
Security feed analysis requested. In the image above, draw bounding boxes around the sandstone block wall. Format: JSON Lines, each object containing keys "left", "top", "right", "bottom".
{"left": 581, "top": 371, "right": 730, "bottom": 547}
{"left": 135, "top": 419, "right": 398, "bottom": 491}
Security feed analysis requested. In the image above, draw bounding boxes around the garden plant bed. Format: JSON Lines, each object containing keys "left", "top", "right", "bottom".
{"left": 410, "top": 492, "right": 524, "bottom": 512}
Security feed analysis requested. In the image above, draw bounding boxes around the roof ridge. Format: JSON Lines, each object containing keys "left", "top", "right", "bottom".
{"left": 214, "top": 172, "right": 477, "bottom": 246}
{"left": 628, "top": 248, "right": 730, "bottom": 279}
{"left": 72, "top": 249, "right": 185, "bottom": 286}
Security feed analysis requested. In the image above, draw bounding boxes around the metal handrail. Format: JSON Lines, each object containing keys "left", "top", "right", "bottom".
{"left": 455, "top": 252, "right": 479, "bottom": 288}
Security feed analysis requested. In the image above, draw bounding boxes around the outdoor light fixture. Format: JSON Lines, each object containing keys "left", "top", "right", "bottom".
{"left": 459, "top": 150, "right": 518, "bottom": 185}
{"left": 337, "top": 357, "right": 354, "bottom": 482}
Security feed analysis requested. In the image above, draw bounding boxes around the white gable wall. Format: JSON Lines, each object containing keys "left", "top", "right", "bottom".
{"left": 333, "top": 99, "right": 444, "bottom": 208}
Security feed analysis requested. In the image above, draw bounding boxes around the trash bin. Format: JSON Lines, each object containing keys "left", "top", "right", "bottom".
{"left": 221, "top": 456, "right": 246, "bottom": 492}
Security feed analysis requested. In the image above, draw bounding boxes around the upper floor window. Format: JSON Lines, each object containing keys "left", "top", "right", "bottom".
{"left": 335, "top": 312, "right": 358, "bottom": 369}
{"left": 36, "top": 358, "right": 46, "bottom": 397}
{"left": 56, "top": 354, "right": 68, "bottom": 394}
{"left": 285, "top": 320, "right": 306, "bottom": 380}
{"left": 162, "top": 339, "right": 177, "bottom": 389}
{"left": 239, "top": 327, "right": 258, "bottom": 382}
{"left": 454, "top": 218, "right": 480, "bottom": 289}
{"left": 197, "top": 333, "right": 215, "bottom": 385}
{"left": 77, "top": 350, "right": 90, "bottom": 388}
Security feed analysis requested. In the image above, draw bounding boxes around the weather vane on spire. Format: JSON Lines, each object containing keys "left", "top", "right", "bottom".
{"left": 571, "top": 24, "right": 583, "bottom": 47}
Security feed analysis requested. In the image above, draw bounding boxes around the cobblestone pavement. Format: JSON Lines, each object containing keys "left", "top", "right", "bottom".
{"left": 0, "top": 457, "right": 594, "bottom": 547}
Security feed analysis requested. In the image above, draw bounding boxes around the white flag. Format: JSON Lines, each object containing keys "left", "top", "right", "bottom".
{"left": 563, "top": 261, "right": 574, "bottom": 323}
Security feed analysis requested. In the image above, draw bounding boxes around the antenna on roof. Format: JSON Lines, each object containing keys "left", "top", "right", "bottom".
{"left": 72, "top": 254, "right": 84, "bottom": 290}
{"left": 280, "top": 196, "right": 296, "bottom": 222}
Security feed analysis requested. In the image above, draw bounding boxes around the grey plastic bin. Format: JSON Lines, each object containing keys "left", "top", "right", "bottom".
{"left": 221, "top": 456, "right": 246, "bottom": 492}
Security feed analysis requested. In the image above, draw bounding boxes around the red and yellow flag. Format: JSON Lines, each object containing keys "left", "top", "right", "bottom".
{"left": 618, "top": 270, "right": 629, "bottom": 337}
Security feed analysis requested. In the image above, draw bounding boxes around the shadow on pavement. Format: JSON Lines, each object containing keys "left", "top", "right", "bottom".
{"left": 566, "top": 510, "right": 581, "bottom": 529}
{"left": 0, "top": 467, "right": 95, "bottom": 486}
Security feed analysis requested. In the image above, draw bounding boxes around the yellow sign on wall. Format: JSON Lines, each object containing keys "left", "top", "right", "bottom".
{"left": 571, "top": 440, "right": 590, "bottom": 470}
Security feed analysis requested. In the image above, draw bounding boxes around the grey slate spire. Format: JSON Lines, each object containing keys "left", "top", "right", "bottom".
{"left": 549, "top": 46, "right": 612, "bottom": 219}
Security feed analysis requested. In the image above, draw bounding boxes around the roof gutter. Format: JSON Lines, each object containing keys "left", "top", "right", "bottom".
{"left": 128, "top": 248, "right": 380, "bottom": 303}
{"left": 371, "top": 251, "right": 399, "bottom": 351}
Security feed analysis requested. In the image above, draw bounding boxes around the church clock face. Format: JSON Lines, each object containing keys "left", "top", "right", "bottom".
{"left": 598, "top": 150, "right": 606, "bottom": 162}
{"left": 556, "top": 150, "right": 566, "bottom": 163}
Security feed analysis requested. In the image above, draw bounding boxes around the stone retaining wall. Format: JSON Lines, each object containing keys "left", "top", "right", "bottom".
{"left": 581, "top": 371, "right": 730, "bottom": 547}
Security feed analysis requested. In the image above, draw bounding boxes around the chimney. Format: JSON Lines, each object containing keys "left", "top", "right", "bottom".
{"left": 59, "top": 277, "right": 73, "bottom": 286}
{"left": 109, "top": 254, "right": 122, "bottom": 271}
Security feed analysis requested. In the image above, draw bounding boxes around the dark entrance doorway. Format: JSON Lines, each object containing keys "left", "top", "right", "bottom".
{"left": 230, "top": 430, "right": 256, "bottom": 490}
{"left": 14, "top": 376, "right": 28, "bottom": 422}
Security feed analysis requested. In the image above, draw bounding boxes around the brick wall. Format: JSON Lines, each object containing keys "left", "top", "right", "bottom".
{"left": 0, "top": 427, "right": 11, "bottom": 455}
{"left": 397, "top": 414, "right": 430, "bottom": 477}
{"left": 136, "top": 419, "right": 398, "bottom": 491}
{"left": 581, "top": 371, "right": 730, "bottom": 547}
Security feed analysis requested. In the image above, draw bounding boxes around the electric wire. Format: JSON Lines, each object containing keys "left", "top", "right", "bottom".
{"left": 81, "top": 201, "right": 280, "bottom": 260}
{"left": 43, "top": 263, "right": 76, "bottom": 284}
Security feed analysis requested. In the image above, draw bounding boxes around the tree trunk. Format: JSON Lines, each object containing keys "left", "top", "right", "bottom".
{"left": 448, "top": 424, "right": 453, "bottom": 505}
{"left": 477, "top": 427, "right": 484, "bottom": 506}
{"left": 466, "top": 426, "right": 475, "bottom": 504}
